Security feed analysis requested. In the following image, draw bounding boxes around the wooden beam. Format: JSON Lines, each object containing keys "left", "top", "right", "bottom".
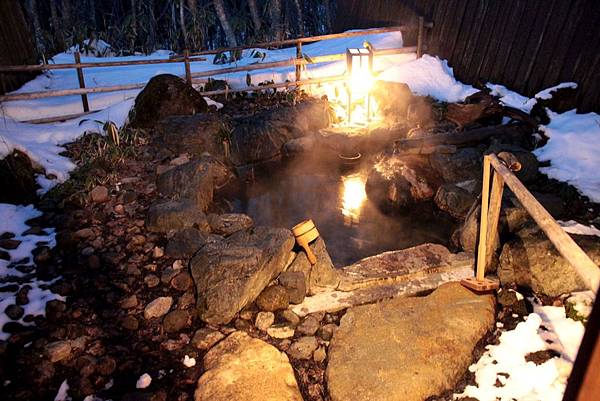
{"left": 485, "top": 170, "right": 504, "bottom": 269}
{"left": 563, "top": 292, "right": 600, "bottom": 401}
{"left": 476, "top": 155, "right": 492, "bottom": 281}
{"left": 0, "top": 56, "right": 207, "bottom": 73}
{"left": 489, "top": 154, "right": 599, "bottom": 293}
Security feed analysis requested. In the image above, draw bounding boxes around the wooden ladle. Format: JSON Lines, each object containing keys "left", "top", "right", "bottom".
{"left": 292, "top": 219, "right": 319, "bottom": 265}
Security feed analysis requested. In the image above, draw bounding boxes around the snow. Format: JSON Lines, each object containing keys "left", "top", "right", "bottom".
{"left": 379, "top": 55, "right": 478, "bottom": 102}
{"left": 0, "top": 204, "right": 64, "bottom": 340}
{"left": 54, "top": 380, "right": 71, "bottom": 401}
{"left": 136, "top": 373, "right": 152, "bottom": 389}
{"left": 558, "top": 220, "right": 600, "bottom": 237}
{"left": 456, "top": 298, "right": 587, "bottom": 401}
{"left": 565, "top": 291, "right": 594, "bottom": 320}
{"left": 534, "top": 110, "right": 600, "bottom": 202}
{"left": 183, "top": 355, "right": 196, "bottom": 368}
{"left": 487, "top": 83, "right": 536, "bottom": 112}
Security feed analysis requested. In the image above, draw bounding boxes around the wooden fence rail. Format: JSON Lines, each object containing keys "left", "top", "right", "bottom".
{"left": 0, "top": 20, "right": 431, "bottom": 123}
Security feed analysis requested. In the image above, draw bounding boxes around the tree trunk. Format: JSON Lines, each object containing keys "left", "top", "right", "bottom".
{"left": 213, "top": 0, "right": 237, "bottom": 47}
{"left": 61, "top": 0, "right": 71, "bottom": 27}
{"left": 25, "top": 0, "right": 44, "bottom": 57}
{"left": 88, "top": 0, "right": 97, "bottom": 31}
{"left": 270, "top": 0, "right": 283, "bottom": 41}
{"left": 130, "top": 0, "right": 137, "bottom": 36}
{"left": 248, "top": 0, "right": 262, "bottom": 36}
{"left": 324, "top": 0, "right": 332, "bottom": 33}
{"left": 292, "top": 0, "right": 304, "bottom": 36}
{"left": 49, "top": 0, "right": 65, "bottom": 51}
{"left": 179, "top": 0, "right": 188, "bottom": 48}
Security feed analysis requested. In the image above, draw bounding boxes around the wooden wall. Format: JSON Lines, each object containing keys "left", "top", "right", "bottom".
{"left": 0, "top": 0, "right": 37, "bottom": 95}
{"left": 335, "top": 0, "right": 600, "bottom": 113}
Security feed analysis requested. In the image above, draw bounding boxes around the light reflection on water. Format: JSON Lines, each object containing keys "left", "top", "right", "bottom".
{"left": 233, "top": 164, "right": 455, "bottom": 266}
{"left": 340, "top": 173, "right": 367, "bottom": 226}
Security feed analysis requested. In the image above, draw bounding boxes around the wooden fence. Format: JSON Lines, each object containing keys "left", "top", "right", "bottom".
{"left": 335, "top": 0, "right": 600, "bottom": 114}
{"left": 0, "top": 23, "right": 429, "bottom": 124}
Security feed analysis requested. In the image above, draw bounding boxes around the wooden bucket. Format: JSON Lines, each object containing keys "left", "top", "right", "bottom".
{"left": 292, "top": 219, "right": 319, "bottom": 265}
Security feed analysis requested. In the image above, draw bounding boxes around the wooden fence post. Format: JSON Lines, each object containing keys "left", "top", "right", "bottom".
{"left": 183, "top": 49, "right": 192, "bottom": 85}
{"left": 485, "top": 170, "right": 505, "bottom": 268}
{"left": 296, "top": 42, "right": 303, "bottom": 82}
{"left": 74, "top": 52, "right": 89, "bottom": 112}
{"left": 476, "top": 155, "right": 492, "bottom": 281}
{"left": 417, "top": 16, "right": 424, "bottom": 58}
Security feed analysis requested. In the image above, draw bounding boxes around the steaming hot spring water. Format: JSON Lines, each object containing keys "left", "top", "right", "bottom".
{"left": 225, "top": 85, "right": 457, "bottom": 266}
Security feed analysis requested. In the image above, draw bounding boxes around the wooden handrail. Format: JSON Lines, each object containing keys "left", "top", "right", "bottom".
{"left": 172, "top": 24, "right": 431, "bottom": 58}
{"left": 189, "top": 46, "right": 417, "bottom": 79}
{"left": 0, "top": 56, "right": 207, "bottom": 73}
{"left": 488, "top": 154, "right": 599, "bottom": 293}
{"left": 465, "top": 153, "right": 599, "bottom": 294}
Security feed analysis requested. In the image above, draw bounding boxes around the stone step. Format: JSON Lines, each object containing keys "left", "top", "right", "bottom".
{"left": 291, "top": 264, "right": 472, "bottom": 317}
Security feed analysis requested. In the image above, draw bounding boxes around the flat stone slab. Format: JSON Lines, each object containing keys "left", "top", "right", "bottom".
{"left": 195, "top": 331, "right": 303, "bottom": 401}
{"left": 338, "top": 243, "right": 472, "bottom": 291}
{"left": 291, "top": 265, "right": 472, "bottom": 317}
{"left": 327, "top": 282, "right": 495, "bottom": 401}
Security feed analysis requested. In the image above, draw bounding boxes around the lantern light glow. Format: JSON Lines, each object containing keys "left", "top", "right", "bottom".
{"left": 346, "top": 47, "right": 374, "bottom": 123}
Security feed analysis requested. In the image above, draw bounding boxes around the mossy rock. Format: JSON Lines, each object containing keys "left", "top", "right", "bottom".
{"left": 129, "top": 74, "right": 208, "bottom": 129}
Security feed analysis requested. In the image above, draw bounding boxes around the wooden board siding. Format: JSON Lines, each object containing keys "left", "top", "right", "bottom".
{"left": 334, "top": 0, "right": 600, "bottom": 113}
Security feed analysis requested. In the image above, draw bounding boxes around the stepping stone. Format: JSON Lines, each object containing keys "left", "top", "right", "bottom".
{"left": 194, "top": 331, "right": 302, "bottom": 401}
{"left": 326, "top": 282, "right": 495, "bottom": 401}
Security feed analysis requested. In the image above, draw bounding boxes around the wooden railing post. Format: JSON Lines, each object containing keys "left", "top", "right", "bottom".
{"left": 73, "top": 52, "right": 90, "bottom": 112}
{"left": 476, "top": 155, "right": 492, "bottom": 281}
{"left": 296, "top": 42, "right": 303, "bottom": 82}
{"left": 183, "top": 49, "right": 192, "bottom": 85}
{"left": 417, "top": 16, "right": 425, "bottom": 58}
{"left": 485, "top": 170, "right": 505, "bottom": 269}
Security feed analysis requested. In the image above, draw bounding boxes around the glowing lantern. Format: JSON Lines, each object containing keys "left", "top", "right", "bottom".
{"left": 346, "top": 47, "right": 374, "bottom": 122}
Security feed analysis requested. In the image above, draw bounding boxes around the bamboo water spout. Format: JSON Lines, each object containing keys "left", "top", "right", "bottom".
{"left": 292, "top": 219, "right": 320, "bottom": 265}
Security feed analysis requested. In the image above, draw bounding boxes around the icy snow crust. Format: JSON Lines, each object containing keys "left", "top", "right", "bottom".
{"left": 0, "top": 204, "right": 64, "bottom": 340}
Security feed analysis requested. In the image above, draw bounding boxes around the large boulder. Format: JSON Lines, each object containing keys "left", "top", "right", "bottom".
{"left": 434, "top": 183, "right": 476, "bottom": 219}
{"left": 129, "top": 74, "right": 208, "bottom": 128}
{"left": 429, "top": 147, "right": 482, "bottom": 184}
{"left": 366, "top": 154, "right": 441, "bottom": 212}
{"left": 156, "top": 114, "right": 223, "bottom": 156}
{"left": 286, "top": 237, "right": 340, "bottom": 295}
{"left": 190, "top": 226, "right": 295, "bottom": 325}
{"left": 195, "top": 331, "right": 303, "bottom": 401}
{"left": 371, "top": 81, "right": 414, "bottom": 119}
{"left": 498, "top": 226, "right": 600, "bottom": 296}
{"left": 145, "top": 199, "right": 208, "bottom": 233}
{"left": 326, "top": 282, "right": 495, "bottom": 401}
{"left": 229, "top": 99, "right": 329, "bottom": 166}
{"left": 157, "top": 157, "right": 231, "bottom": 211}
